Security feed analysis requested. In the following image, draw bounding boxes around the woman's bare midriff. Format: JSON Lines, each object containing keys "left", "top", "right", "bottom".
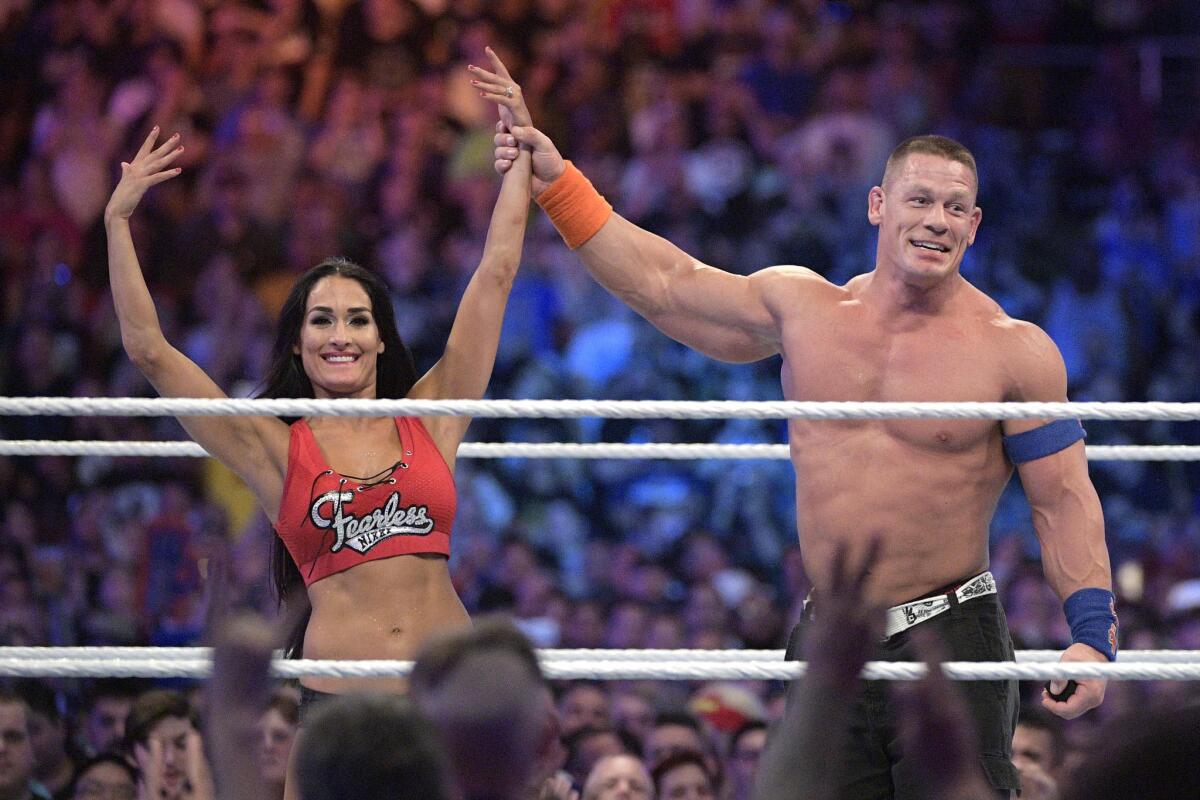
{"left": 300, "top": 553, "right": 469, "bottom": 695}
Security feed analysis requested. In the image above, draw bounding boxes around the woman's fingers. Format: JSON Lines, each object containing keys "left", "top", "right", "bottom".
{"left": 134, "top": 126, "right": 161, "bottom": 160}
{"left": 471, "top": 74, "right": 512, "bottom": 96}
{"left": 146, "top": 166, "right": 183, "bottom": 186}
{"left": 148, "top": 132, "right": 181, "bottom": 161}
{"left": 145, "top": 144, "right": 184, "bottom": 174}
{"left": 484, "top": 45, "right": 513, "bottom": 81}
{"left": 468, "top": 64, "right": 504, "bottom": 84}
{"left": 121, "top": 130, "right": 183, "bottom": 180}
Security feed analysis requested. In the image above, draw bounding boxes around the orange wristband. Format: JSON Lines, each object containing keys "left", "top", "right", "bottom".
{"left": 535, "top": 160, "right": 612, "bottom": 249}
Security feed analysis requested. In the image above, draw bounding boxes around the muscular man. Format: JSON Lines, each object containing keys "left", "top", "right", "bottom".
{"left": 475, "top": 58, "right": 1115, "bottom": 800}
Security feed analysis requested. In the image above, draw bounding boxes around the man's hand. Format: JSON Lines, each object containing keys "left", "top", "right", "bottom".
{"left": 1041, "top": 642, "right": 1107, "bottom": 719}
{"left": 493, "top": 123, "right": 565, "bottom": 197}
{"left": 105, "top": 127, "right": 184, "bottom": 222}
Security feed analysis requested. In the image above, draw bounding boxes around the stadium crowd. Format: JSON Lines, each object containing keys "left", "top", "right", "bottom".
{"left": 1, "top": 1, "right": 1199, "bottom": 798}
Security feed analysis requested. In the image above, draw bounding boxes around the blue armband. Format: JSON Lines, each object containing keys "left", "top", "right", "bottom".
{"left": 1064, "top": 588, "right": 1118, "bottom": 661}
{"left": 1002, "top": 419, "right": 1086, "bottom": 464}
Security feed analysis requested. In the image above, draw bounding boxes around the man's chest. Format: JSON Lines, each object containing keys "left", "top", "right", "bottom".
{"left": 780, "top": 313, "right": 1008, "bottom": 451}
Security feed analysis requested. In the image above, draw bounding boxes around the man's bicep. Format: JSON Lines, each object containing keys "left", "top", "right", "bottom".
{"left": 654, "top": 264, "right": 815, "bottom": 362}
{"left": 580, "top": 216, "right": 785, "bottom": 354}
{"left": 671, "top": 262, "right": 778, "bottom": 327}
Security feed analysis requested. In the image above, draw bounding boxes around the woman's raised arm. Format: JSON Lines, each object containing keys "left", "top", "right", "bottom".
{"left": 105, "top": 128, "right": 289, "bottom": 517}
{"left": 409, "top": 50, "right": 533, "bottom": 467}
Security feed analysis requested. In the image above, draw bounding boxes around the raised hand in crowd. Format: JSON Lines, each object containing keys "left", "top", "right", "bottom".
{"left": 752, "top": 538, "right": 884, "bottom": 800}
{"left": 892, "top": 632, "right": 996, "bottom": 800}
{"left": 206, "top": 613, "right": 277, "bottom": 800}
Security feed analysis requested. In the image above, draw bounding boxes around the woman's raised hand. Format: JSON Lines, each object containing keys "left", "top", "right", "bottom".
{"left": 468, "top": 46, "right": 532, "bottom": 129}
{"left": 105, "top": 126, "right": 184, "bottom": 222}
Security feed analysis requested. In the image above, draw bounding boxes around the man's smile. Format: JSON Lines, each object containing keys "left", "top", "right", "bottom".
{"left": 910, "top": 239, "right": 950, "bottom": 253}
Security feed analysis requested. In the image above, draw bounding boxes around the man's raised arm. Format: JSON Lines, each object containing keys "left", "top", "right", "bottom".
{"left": 474, "top": 54, "right": 811, "bottom": 364}
{"left": 509, "top": 123, "right": 794, "bottom": 362}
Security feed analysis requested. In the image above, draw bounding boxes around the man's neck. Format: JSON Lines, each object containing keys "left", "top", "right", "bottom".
{"left": 862, "top": 265, "right": 963, "bottom": 320}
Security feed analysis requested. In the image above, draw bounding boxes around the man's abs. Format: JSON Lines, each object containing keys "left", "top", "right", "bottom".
{"left": 790, "top": 420, "right": 1012, "bottom": 608}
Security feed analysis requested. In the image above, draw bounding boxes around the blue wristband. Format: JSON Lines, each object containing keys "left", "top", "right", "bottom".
{"left": 1063, "top": 588, "right": 1118, "bottom": 661}
{"left": 1003, "top": 419, "right": 1086, "bottom": 464}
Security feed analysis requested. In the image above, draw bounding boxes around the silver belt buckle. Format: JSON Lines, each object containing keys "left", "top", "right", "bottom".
{"left": 882, "top": 571, "right": 997, "bottom": 639}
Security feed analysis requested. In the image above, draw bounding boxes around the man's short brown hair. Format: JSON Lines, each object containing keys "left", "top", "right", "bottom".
{"left": 882, "top": 135, "right": 978, "bottom": 191}
{"left": 123, "top": 689, "right": 196, "bottom": 752}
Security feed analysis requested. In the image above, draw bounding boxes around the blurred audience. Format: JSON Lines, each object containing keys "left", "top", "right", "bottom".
{"left": 0, "top": 3, "right": 1199, "bottom": 799}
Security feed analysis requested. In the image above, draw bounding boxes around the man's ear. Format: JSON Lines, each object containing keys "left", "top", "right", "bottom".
{"left": 967, "top": 205, "right": 982, "bottom": 246}
{"left": 867, "top": 186, "right": 885, "bottom": 226}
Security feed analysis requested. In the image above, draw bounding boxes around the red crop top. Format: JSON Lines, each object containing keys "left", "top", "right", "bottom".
{"left": 274, "top": 417, "right": 456, "bottom": 586}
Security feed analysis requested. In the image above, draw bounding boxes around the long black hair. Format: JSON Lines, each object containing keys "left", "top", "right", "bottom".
{"left": 260, "top": 257, "right": 418, "bottom": 656}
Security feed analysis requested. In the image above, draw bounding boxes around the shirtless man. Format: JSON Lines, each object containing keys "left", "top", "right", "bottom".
{"left": 474, "top": 58, "right": 1114, "bottom": 800}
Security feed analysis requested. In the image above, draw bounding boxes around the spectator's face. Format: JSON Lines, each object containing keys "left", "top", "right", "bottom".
{"left": 73, "top": 761, "right": 136, "bottom": 800}
{"left": 658, "top": 763, "right": 714, "bottom": 800}
{"left": 256, "top": 707, "right": 297, "bottom": 785}
{"left": 645, "top": 725, "right": 704, "bottom": 768}
{"left": 25, "top": 709, "right": 66, "bottom": 772}
{"left": 727, "top": 728, "right": 767, "bottom": 799}
{"left": 868, "top": 153, "right": 981, "bottom": 286}
{"left": 133, "top": 716, "right": 195, "bottom": 797}
{"left": 17, "top": 326, "right": 54, "bottom": 383}
{"left": 560, "top": 686, "right": 610, "bottom": 736}
{"left": 0, "top": 702, "right": 35, "bottom": 798}
{"left": 684, "top": 585, "right": 726, "bottom": 632}
{"left": 582, "top": 754, "right": 653, "bottom": 800}
{"left": 575, "top": 731, "right": 626, "bottom": 784}
{"left": 1012, "top": 724, "right": 1056, "bottom": 772}
{"left": 612, "top": 693, "right": 655, "bottom": 742}
{"left": 565, "top": 604, "right": 606, "bottom": 648}
{"left": 606, "top": 604, "right": 649, "bottom": 649}
{"left": 294, "top": 276, "right": 385, "bottom": 399}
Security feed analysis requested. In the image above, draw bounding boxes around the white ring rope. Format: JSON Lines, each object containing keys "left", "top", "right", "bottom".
{"left": 1, "top": 647, "right": 1196, "bottom": 664}
{"left": 1, "top": 657, "right": 1198, "bottom": 681}
{"left": 0, "top": 440, "right": 1196, "bottom": 461}
{"left": 2, "top": 397, "right": 1200, "bottom": 421}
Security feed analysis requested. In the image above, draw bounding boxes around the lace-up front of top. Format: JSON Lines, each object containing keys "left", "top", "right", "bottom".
{"left": 274, "top": 417, "right": 455, "bottom": 586}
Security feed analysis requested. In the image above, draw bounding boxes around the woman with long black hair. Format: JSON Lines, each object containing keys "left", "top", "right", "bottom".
{"left": 104, "top": 50, "right": 532, "bottom": 713}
